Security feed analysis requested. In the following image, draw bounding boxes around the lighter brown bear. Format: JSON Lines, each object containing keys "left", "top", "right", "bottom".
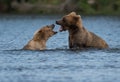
{"left": 23, "top": 24, "right": 57, "bottom": 50}
{"left": 56, "top": 12, "right": 109, "bottom": 49}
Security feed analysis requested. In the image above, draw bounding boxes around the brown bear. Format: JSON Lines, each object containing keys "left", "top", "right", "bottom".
{"left": 56, "top": 12, "right": 109, "bottom": 49}
{"left": 23, "top": 24, "right": 57, "bottom": 50}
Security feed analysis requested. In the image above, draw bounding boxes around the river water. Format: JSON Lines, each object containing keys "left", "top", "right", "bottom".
{"left": 0, "top": 15, "right": 120, "bottom": 82}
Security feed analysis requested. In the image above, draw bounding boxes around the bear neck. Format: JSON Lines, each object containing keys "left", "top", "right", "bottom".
{"left": 33, "top": 35, "right": 48, "bottom": 43}
{"left": 68, "top": 21, "right": 83, "bottom": 35}
{"left": 68, "top": 25, "right": 79, "bottom": 34}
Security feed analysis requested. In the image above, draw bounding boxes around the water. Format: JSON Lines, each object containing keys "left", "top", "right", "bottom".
{"left": 0, "top": 15, "right": 120, "bottom": 82}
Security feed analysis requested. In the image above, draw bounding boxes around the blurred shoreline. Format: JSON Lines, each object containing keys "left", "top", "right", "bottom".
{"left": 0, "top": 0, "right": 120, "bottom": 15}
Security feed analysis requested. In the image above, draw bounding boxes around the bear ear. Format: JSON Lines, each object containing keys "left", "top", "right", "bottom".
{"left": 34, "top": 29, "right": 41, "bottom": 35}
{"left": 39, "top": 30, "right": 45, "bottom": 39}
{"left": 70, "top": 12, "right": 76, "bottom": 15}
{"left": 39, "top": 30, "right": 42, "bottom": 33}
{"left": 77, "top": 15, "right": 81, "bottom": 18}
{"left": 73, "top": 15, "right": 80, "bottom": 21}
{"left": 38, "top": 30, "right": 45, "bottom": 35}
{"left": 36, "top": 30, "right": 45, "bottom": 39}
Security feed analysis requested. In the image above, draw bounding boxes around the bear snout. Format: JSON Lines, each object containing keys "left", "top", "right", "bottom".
{"left": 56, "top": 21, "right": 59, "bottom": 24}
{"left": 54, "top": 31, "right": 58, "bottom": 34}
{"left": 51, "top": 24, "right": 55, "bottom": 27}
{"left": 56, "top": 20, "right": 62, "bottom": 25}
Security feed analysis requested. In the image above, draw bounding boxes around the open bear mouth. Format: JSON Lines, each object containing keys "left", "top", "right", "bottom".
{"left": 52, "top": 27, "right": 58, "bottom": 34}
{"left": 59, "top": 25, "right": 66, "bottom": 32}
{"left": 53, "top": 31, "right": 58, "bottom": 34}
{"left": 52, "top": 29, "right": 58, "bottom": 34}
{"left": 49, "top": 24, "right": 57, "bottom": 34}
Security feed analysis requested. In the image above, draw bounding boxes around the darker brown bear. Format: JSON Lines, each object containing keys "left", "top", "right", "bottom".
{"left": 56, "top": 12, "right": 109, "bottom": 49}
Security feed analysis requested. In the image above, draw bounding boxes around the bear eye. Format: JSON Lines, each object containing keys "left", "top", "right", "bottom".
{"left": 63, "top": 18, "right": 66, "bottom": 22}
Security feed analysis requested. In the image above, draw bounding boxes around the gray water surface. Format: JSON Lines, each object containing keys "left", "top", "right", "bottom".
{"left": 0, "top": 15, "right": 120, "bottom": 82}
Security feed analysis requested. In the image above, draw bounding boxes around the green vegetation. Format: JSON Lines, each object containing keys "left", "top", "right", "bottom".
{"left": 0, "top": 0, "right": 120, "bottom": 15}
